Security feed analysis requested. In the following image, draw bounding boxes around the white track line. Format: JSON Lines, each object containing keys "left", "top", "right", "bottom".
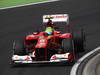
{"left": 0, "top": 0, "right": 59, "bottom": 10}
{"left": 70, "top": 47, "right": 100, "bottom": 75}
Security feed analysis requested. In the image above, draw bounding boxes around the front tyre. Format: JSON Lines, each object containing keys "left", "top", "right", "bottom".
{"left": 13, "top": 40, "right": 27, "bottom": 55}
{"left": 61, "top": 39, "right": 73, "bottom": 53}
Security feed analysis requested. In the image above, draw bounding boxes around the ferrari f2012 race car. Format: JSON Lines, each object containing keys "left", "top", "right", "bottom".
{"left": 11, "top": 14, "right": 86, "bottom": 65}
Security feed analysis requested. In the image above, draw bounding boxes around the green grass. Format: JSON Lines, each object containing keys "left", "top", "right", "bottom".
{"left": 0, "top": 0, "right": 47, "bottom": 8}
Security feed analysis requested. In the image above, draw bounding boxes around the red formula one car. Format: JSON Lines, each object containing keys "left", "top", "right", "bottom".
{"left": 11, "top": 14, "right": 85, "bottom": 64}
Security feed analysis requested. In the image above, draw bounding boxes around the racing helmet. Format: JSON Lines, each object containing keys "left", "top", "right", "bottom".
{"left": 45, "top": 27, "right": 54, "bottom": 35}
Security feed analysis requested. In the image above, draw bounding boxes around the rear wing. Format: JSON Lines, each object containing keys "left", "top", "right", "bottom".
{"left": 43, "top": 14, "right": 69, "bottom": 24}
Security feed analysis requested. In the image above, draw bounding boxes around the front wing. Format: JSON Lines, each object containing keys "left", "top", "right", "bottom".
{"left": 12, "top": 59, "right": 69, "bottom": 64}
{"left": 11, "top": 53, "right": 73, "bottom": 64}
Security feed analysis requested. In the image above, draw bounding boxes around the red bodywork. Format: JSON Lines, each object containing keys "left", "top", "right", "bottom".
{"left": 25, "top": 31, "right": 72, "bottom": 48}
{"left": 24, "top": 31, "right": 72, "bottom": 61}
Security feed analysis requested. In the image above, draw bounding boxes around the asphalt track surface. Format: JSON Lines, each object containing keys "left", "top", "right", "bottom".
{"left": 0, "top": 0, "right": 100, "bottom": 75}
